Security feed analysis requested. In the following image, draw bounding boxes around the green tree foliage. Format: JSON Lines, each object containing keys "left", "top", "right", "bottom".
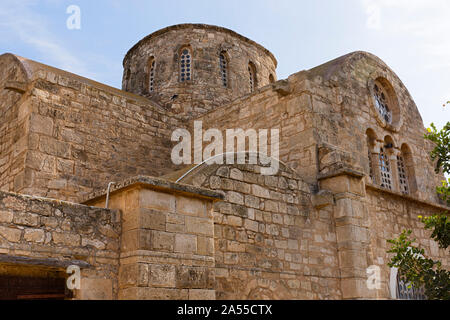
{"left": 387, "top": 102, "right": 449, "bottom": 300}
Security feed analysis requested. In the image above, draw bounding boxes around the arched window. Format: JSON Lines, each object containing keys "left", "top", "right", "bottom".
{"left": 397, "top": 153, "right": 409, "bottom": 194}
{"left": 219, "top": 52, "right": 228, "bottom": 88}
{"left": 248, "top": 62, "right": 257, "bottom": 92}
{"left": 180, "top": 47, "right": 192, "bottom": 82}
{"left": 398, "top": 144, "right": 417, "bottom": 195}
{"left": 379, "top": 136, "right": 395, "bottom": 190}
{"left": 269, "top": 74, "right": 275, "bottom": 83}
{"left": 366, "top": 129, "right": 377, "bottom": 183}
{"left": 390, "top": 267, "right": 426, "bottom": 300}
{"left": 148, "top": 57, "right": 156, "bottom": 92}
{"left": 379, "top": 147, "right": 392, "bottom": 190}
{"left": 373, "top": 80, "right": 393, "bottom": 124}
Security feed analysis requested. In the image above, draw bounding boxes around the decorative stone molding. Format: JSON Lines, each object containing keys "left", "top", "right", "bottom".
{"left": 367, "top": 71, "right": 403, "bottom": 132}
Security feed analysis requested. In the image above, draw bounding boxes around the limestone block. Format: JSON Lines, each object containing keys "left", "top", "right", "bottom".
{"left": 230, "top": 168, "right": 243, "bottom": 180}
{"left": 151, "top": 230, "right": 175, "bottom": 252}
{"left": 176, "top": 266, "right": 212, "bottom": 289}
{"left": 52, "top": 232, "right": 81, "bottom": 246}
{"left": 141, "top": 209, "right": 166, "bottom": 231}
{"left": 176, "top": 196, "right": 207, "bottom": 217}
{"left": 252, "top": 185, "right": 270, "bottom": 199}
{"left": 227, "top": 191, "right": 244, "bottom": 205}
{"left": 0, "top": 210, "right": 13, "bottom": 223}
{"left": 244, "top": 195, "right": 260, "bottom": 209}
{"left": 175, "top": 234, "right": 197, "bottom": 254}
{"left": 0, "top": 226, "right": 22, "bottom": 242}
{"left": 23, "top": 228, "right": 45, "bottom": 243}
{"left": 185, "top": 216, "right": 213, "bottom": 236}
{"left": 120, "top": 287, "right": 188, "bottom": 300}
{"left": 79, "top": 278, "right": 113, "bottom": 300}
{"left": 338, "top": 249, "right": 368, "bottom": 269}
{"left": 244, "top": 219, "right": 259, "bottom": 232}
{"left": 30, "top": 113, "right": 53, "bottom": 136}
{"left": 13, "top": 212, "right": 39, "bottom": 227}
{"left": 140, "top": 189, "right": 176, "bottom": 212}
{"left": 119, "top": 263, "right": 149, "bottom": 288}
{"left": 150, "top": 264, "right": 176, "bottom": 288}
{"left": 336, "top": 225, "right": 369, "bottom": 243}
{"left": 340, "top": 278, "right": 379, "bottom": 300}
{"left": 189, "top": 289, "right": 216, "bottom": 300}
{"left": 197, "top": 236, "right": 214, "bottom": 256}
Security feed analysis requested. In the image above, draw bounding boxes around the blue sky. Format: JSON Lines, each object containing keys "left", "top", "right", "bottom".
{"left": 0, "top": 0, "right": 448, "bottom": 129}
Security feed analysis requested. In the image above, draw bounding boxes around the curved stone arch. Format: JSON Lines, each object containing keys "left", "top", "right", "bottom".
{"left": 0, "top": 53, "right": 32, "bottom": 114}
{"left": 307, "top": 51, "right": 422, "bottom": 132}
{"left": 124, "top": 23, "right": 278, "bottom": 68}
{"left": 383, "top": 134, "right": 398, "bottom": 149}
{"left": 367, "top": 70, "right": 403, "bottom": 132}
{"left": 0, "top": 53, "right": 32, "bottom": 83}
{"left": 244, "top": 278, "right": 293, "bottom": 300}
{"left": 365, "top": 127, "right": 379, "bottom": 144}
{"left": 176, "top": 151, "right": 312, "bottom": 191}
{"left": 399, "top": 142, "right": 418, "bottom": 195}
{"left": 174, "top": 152, "right": 314, "bottom": 222}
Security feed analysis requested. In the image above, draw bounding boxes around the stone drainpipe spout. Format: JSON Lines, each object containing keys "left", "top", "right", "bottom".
{"left": 105, "top": 182, "right": 115, "bottom": 209}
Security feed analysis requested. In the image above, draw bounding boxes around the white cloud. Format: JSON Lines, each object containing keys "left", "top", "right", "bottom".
{"left": 0, "top": 0, "right": 94, "bottom": 77}
{"left": 361, "top": 0, "right": 450, "bottom": 65}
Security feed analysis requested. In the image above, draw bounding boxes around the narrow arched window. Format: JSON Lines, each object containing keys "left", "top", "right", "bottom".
{"left": 398, "top": 144, "right": 417, "bottom": 195}
{"left": 219, "top": 52, "right": 228, "bottom": 88}
{"left": 180, "top": 48, "right": 192, "bottom": 82}
{"left": 248, "top": 62, "right": 257, "bottom": 92}
{"left": 366, "top": 129, "right": 377, "bottom": 184}
{"left": 379, "top": 147, "right": 392, "bottom": 190}
{"left": 390, "top": 267, "right": 426, "bottom": 300}
{"left": 148, "top": 57, "right": 156, "bottom": 92}
{"left": 373, "top": 81, "right": 393, "bottom": 124}
{"left": 269, "top": 74, "right": 275, "bottom": 83}
{"left": 397, "top": 154, "right": 409, "bottom": 194}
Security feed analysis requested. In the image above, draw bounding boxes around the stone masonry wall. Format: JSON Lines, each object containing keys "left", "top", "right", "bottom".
{"left": 179, "top": 162, "right": 342, "bottom": 299}
{"left": 85, "top": 177, "right": 222, "bottom": 300}
{"left": 4, "top": 57, "right": 187, "bottom": 203}
{"left": 365, "top": 186, "right": 450, "bottom": 299}
{"left": 194, "top": 81, "right": 318, "bottom": 185}
{"left": 302, "top": 52, "right": 444, "bottom": 204}
{"left": 0, "top": 190, "right": 121, "bottom": 299}
{"left": 0, "top": 54, "right": 29, "bottom": 194}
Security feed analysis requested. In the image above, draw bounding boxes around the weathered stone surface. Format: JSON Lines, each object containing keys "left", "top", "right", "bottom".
{"left": 150, "top": 264, "right": 176, "bottom": 288}
{"left": 0, "top": 24, "right": 447, "bottom": 301}
{"left": 175, "top": 234, "right": 197, "bottom": 254}
{"left": 0, "top": 190, "right": 121, "bottom": 299}
{"left": 123, "top": 24, "right": 277, "bottom": 120}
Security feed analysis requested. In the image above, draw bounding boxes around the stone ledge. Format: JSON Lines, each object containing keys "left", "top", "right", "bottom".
{"left": 4, "top": 80, "right": 27, "bottom": 93}
{"left": 311, "top": 190, "right": 334, "bottom": 209}
{"left": 2, "top": 53, "right": 167, "bottom": 111}
{"left": 0, "top": 254, "right": 93, "bottom": 269}
{"left": 0, "top": 189, "right": 119, "bottom": 213}
{"left": 318, "top": 167, "right": 365, "bottom": 180}
{"left": 366, "top": 183, "right": 450, "bottom": 212}
{"left": 83, "top": 175, "right": 225, "bottom": 205}
{"left": 120, "top": 250, "right": 215, "bottom": 267}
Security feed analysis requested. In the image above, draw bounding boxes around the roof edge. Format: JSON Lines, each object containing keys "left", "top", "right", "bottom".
{"left": 123, "top": 23, "right": 278, "bottom": 68}
{"left": 0, "top": 53, "right": 168, "bottom": 112}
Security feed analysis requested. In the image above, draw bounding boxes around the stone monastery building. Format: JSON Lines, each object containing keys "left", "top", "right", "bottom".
{"left": 0, "top": 24, "right": 448, "bottom": 300}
